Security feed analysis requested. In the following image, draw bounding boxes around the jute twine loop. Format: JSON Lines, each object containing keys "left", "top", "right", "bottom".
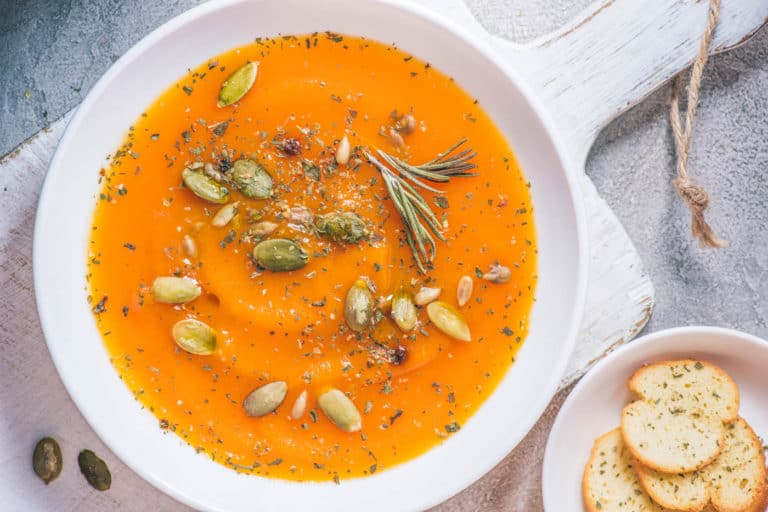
{"left": 669, "top": 0, "right": 727, "bottom": 248}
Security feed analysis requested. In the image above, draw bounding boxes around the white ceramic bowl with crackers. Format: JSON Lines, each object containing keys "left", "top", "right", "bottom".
{"left": 543, "top": 326, "right": 768, "bottom": 512}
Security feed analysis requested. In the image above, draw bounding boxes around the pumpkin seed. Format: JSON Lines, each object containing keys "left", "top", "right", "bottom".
{"left": 314, "top": 212, "right": 368, "bottom": 243}
{"left": 456, "top": 275, "right": 473, "bottom": 307}
{"left": 182, "top": 235, "right": 198, "bottom": 258}
{"left": 171, "top": 318, "right": 216, "bottom": 355}
{"left": 33, "top": 437, "right": 62, "bottom": 485}
{"left": 211, "top": 201, "right": 239, "bottom": 227}
{"left": 78, "top": 450, "right": 111, "bottom": 491}
{"left": 291, "top": 389, "right": 308, "bottom": 420}
{"left": 414, "top": 286, "right": 441, "bottom": 306}
{"left": 243, "top": 381, "right": 288, "bottom": 417}
{"left": 151, "top": 276, "right": 201, "bottom": 304}
{"left": 391, "top": 288, "right": 417, "bottom": 331}
{"left": 182, "top": 167, "right": 230, "bottom": 204}
{"left": 286, "top": 205, "right": 313, "bottom": 225}
{"left": 249, "top": 221, "right": 279, "bottom": 237}
{"left": 395, "top": 113, "right": 417, "bottom": 135}
{"left": 217, "top": 61, "right": 259, "bottom": 108}
{"left": 318, "top": 388, "right": 362, "bottom": 432}
{"left": 253, "top": 239, "right": 309, "bottom": 272}
{"left": 344, "top": 279, "right": 375, "bottom": 331}
{"left": 427, "top": 301, "right": 471, "bottom": 342}
{"left": 335, "top": 135, "right": 351, "bottom": 165}
{"left": 483, "top": 263, "right": 512, "bottom": 284}
{"left": 232, "top": 158, "right": 273, "bottom": 199}
{"left": 388, "top": 128, "right": 405, "bottom": 148}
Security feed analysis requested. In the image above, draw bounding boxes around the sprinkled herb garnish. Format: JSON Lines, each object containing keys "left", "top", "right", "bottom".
{"left": 92, "top": 295, "right": 108, "bottom": 314}
{"left": 445, "top": 421, "right": 461, "bottom": 433}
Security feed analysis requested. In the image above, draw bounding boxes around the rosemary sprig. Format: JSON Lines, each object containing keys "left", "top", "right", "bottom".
{"left": 365, "top": 138, "right": 477, "bottom": 273}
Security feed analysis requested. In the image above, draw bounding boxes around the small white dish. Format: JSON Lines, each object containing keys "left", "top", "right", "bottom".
{"left": 542, "top": 326, "right": 768, "bottom": 511}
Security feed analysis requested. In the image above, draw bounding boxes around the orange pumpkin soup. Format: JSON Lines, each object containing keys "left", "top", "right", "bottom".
{"left": 87, "top": 33, "right": 537, "bottom": 482}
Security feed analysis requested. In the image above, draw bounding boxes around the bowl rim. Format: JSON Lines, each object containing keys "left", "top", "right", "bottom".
{"left": 33, "top": 0, "right": 588, "bottom": 509}
{"left": 541, "top": 325, "right": 768, "bottom": 511}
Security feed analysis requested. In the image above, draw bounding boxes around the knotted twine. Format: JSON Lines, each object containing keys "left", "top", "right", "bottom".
{"left": 669, "top": 0, "right": 727, "bottom": 248}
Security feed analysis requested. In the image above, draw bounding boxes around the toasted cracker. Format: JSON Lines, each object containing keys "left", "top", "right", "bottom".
{"left": 621, "top": 360, "right": 739, "bottom": 473}
{"left": 583, "top": 429, "right": 668, "bottom": 512}
{"left": 636, "top": 417, "right": 766, "bottom": 512}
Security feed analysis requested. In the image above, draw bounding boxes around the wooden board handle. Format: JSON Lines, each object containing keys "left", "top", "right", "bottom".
{"left": 488, "top": 0, "right": 768, "bottom": 164}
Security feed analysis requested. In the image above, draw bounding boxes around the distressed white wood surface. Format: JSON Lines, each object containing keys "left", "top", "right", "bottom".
{"left": 426, "top": 0, "right": 656, "bottom": 383}
{"left": 1, "top": 1, "right": 766, "bottom": 511}
{"left": 507, "top": 0, "right": 768, "bottom": 380}
{"left": 428, "top": 0, "right": 768, "bottom": 382}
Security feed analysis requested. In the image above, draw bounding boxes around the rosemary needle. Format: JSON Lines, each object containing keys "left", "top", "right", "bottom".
{"left": 365, "top": 138, "right": 477, "bottom": 273}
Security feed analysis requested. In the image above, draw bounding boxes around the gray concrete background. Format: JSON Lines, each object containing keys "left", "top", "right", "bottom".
{"left": 1, "top": 0, "right": 767, "bottom": 510}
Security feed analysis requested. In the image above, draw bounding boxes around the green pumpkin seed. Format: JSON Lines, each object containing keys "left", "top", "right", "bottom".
{"left": 315, "top": 212, "right": 368, "bottom": 243}
{"left": 78, "top": 450, "right": 111, "bottom": 491}
{"left": 217, "top": 61, "right": 259, "bottom": 108}
{"left": 344, "top": 279, "right": 374, "bottom": 332}
{"left": 426, "top": 301, "right": 471, "bottom": 342}
{"left": 232, "top": 159, "right": 273, "bottom": 199}
{"left": 318, "top": 388, "right": 362, "bottom": 432}
{"left": 151, "top": 276, "right": 201, "bottom": 304}
{"left": 182, "top": 167, "right": 230, "bottom": 204}
{"left": 253, "top": 239, "right": 309, "bottom": 272}
{"left": 171, "top": 318, "right": 216, "bottom": 355}
{"left": 33, "top": 437, "right": 62, "bottom": 485}
{"left": 243, "top": 381, "right": 288, "bottom": 417}
{"left": 391, "top": 288, "right": 417, "bottom": 332}
{"left": 414, "top": 286, "right": 441, "bottom": 306}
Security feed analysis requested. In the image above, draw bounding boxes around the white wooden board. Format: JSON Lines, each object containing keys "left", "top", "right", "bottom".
{"left": 427, "top": 0, "right": 767, "bottom": 382}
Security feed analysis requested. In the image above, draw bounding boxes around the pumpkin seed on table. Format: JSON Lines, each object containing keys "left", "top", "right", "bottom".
{"left": 78, "top": 449, "right": 111, "bottom": 491}
{"left": 151, "top": 276, "right": 201, "bottom": 304}
{"left": 427, "top": 301, "right": 471, "bottom": 342}
{"left": 243, "top": 381, "right": 288, "bottom": 417}
{"left": 344, "top": 279, "right": 375, "bottom": 332}
{"left": 391, "top": 288, "right": 417, "bottom": 332}
{"left": 253, "top": 239, "right": 309, "bottom": 272}
{"left": 314, "top": 212, "right": 368, "bottom": 243}
{"left": 181, "top": 167, "right": 230, "bottom": 204}
{"left": 217, "top": 61, "right": 259, "bottom": 108}
{"left": 211, "top": 201, "right": 239, "bottom": 227}
{"left": 456, "top": 275, "right": 473, "bottom": 307}
{"left": 414, "top": 286, "right": 441, "bottom": 306}
{"left": 291, "top": 389, "right": 308, "bottom": 420}
{"left": 318, "top": 388, "right": 362, "bottom": 432}
{"left": 232, "top": 158, "right": 273, "bottom": 199}
{"left": 172, "top": 318, "right": 217, "bottom": 355}
{"left": 33, "top": 437, "right": 62, "bottom": 485}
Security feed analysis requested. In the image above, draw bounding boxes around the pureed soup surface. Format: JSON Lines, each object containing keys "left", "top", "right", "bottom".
{"left": 87, "top": 33, "right": 537, "bottom": 482}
